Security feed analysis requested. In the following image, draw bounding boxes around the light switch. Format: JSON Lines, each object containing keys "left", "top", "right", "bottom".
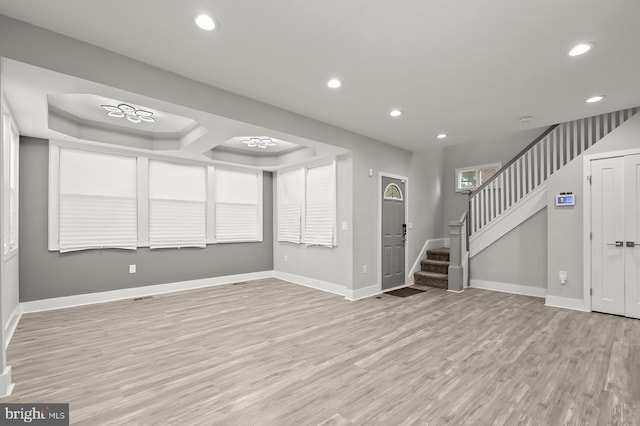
{"left": 341, "top": 221, "right": 348, "bottom": 231}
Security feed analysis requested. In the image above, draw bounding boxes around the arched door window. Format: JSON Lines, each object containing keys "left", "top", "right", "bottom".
{"left": 383, "top": 183, "right": 403, "bottom": 200}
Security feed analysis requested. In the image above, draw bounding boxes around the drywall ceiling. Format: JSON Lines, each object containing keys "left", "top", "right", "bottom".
{"left": 0, "top": 1, "right": 639, "bottom": 151}
{"left": 3, "top": 59, "right": 345, "bottom": 170}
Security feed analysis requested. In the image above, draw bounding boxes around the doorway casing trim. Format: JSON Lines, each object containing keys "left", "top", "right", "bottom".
{"left": 377, "top": 172, "right": 410, "bottom": 293}
{"left": 582, "top": 147, "right": 640, "bottom": 314}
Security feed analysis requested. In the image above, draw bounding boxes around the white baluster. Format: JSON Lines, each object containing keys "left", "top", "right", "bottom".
{"left": 500, "top": 172, "right": 505, "bottom": 215}
{"left": 531, "top": 144, "right": 540, "bottom": 189}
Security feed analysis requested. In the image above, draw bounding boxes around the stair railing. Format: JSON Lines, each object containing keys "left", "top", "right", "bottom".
{"left": 468, "top": 107, "right": 638, "bottom": 236}
{"left": 448, "top": 107, "right": 638, "bottom": 292}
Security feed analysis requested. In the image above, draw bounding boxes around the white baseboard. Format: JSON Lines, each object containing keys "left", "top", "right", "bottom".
{"left": 4, "top": 304, "right": 22, "bottom": 349}
{"left": 0, "top": 366, "right": 14, "bottom": 397}
{"left": 345, "top": 284, "right": 381, "bottom": 301}
{"left": 545, "top": 295, "right": 590, "bottom": 312}
{"left": 470, "top": 279, "right": 546, "bottom": 298}
{"left": 21, "top": 271, "right": 275, "bottom": 314}
{"left": 273, "top": 271, "right": 346, "bottom": 297}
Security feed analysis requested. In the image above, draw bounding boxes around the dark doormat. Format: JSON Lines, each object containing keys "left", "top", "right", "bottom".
{"left": 385, "top": 287, "right": 426, "bottom": 298}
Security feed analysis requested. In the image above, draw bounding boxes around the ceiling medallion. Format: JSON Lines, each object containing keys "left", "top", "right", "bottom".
{"left": 101, "top": 103, "right": 155, "bottom": 123}
{"left": 242, "top": 137, "right": 277, "bottom": 149}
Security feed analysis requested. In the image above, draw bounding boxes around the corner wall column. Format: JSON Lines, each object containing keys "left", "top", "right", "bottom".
{"left": 448, "top": 221, "right": 464, "bottom": 292}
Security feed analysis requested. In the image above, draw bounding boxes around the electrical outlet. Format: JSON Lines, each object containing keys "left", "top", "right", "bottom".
{"left": 363, "top": 265, "right": 367, "bottom": 274}
{"left": 341, "top": 221, "right": 348, "bottom": 231}
{"left": 129, "top": 264, "right": 136, "bottom": 274}
{"left": 284, "top": 255, "right": 288, "bottom": 262}
{"left": 559, "top": 270, "right": 567, "bottom": 284}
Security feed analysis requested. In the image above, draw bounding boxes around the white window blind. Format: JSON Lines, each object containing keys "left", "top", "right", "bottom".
{"left": 59, "top": 149, "right": 137, "bottom": 252}
{"left": 303, "top": 163, "right": 336, "bottom": 247}
{"left": 2, "top": 107, "right": 19, "bottom": 256}
{"left": 149, "top": 161, "right": 206, "bottom": 248}
{"left": 277, "top": 168, "right": 304, "bottom": 243}
{"left": 215, "top": 169, "right": 260, "bottom": 242}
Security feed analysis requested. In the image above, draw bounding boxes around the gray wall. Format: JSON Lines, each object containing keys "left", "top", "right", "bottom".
{"left": 273, "top": 154, "right": 353, "bottom": 288}
{"left": 470, "top": 208, "right": 547, "bottom": 288}
{"left": 273, "top": 146, "right": 447, "bottom": 292}
{"left": 547, "top": 112, "right": 640, "bottom": 301}
{"left": 442, "top": 128, "right": 544, "bottom": 232}
{"left": 0, "top": 14, "right": 430, "bottom": 295}
{"left": 408, "top": 148, "right": 446, "bottom": 263}
{"left": 19, "top": 137, "right": 274, "bottom": 302}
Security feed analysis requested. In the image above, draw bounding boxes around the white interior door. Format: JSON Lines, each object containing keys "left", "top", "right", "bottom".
{"left": 591, "top": 157, "right": 625, "bottom": 315}
{"left": 625, "top": 154, "right": 640, "bottom": 319}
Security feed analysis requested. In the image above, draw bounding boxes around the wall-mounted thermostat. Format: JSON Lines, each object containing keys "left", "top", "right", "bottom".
{"left": 555, "top": 192, "right": 575, "bottom": 206}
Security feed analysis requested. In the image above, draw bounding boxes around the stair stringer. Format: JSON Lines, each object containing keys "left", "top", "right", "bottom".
{"left": 469, "top": 182, "right": 547, "bottom": 258}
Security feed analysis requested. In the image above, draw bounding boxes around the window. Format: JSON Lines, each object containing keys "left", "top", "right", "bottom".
{"left": 49, "top": 143, "right": 264, "bottom": 251}
{"left": 384, "top": 183, "right": 403, "bottom": 200}
{"left": 149, "top": 160, "right": 206, "bottom": 248}
{"left": 455, "top": 162, "right": 501, "bottom": 192}
{"left": 277, "top": 161, "right": 336, "bottom": 247}
{"left": 277, "top": 168, "right": 304, "bottom": 243}
{"left": 2, "top": 101, "right": 19, "bottom": 256}
{"left": 214, "top": 168, "right": 262, "bottom": 242}
{"left": 303, "top": 162, "right": 336, "bottom": 247}
{"left": 58, "top": 149, "right": 137, "bottom": 252}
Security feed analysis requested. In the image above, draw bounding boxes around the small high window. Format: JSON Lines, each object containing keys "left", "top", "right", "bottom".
{"left": 455, "top": 163, "right": 501, "bottom": 192}
{"left": 384, "top": 183, "right": 403, "bottom": 200}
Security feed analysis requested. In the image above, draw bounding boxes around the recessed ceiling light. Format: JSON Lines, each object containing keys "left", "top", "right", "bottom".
{"left": 389, "top": 109, "right": 402, "bottom": 117}
{"left": 195, "top": 14, "right": 216, "bottom": 31}
{"left": 586, "top": 95, "right": 605, "bottom": 103}
{"left": 569, "top": 43, "right": 594, "bottom": 57}
{"left": 436, "top": 133, "right": 448, "bottom": 139}
{"left": 327, "top": 78, "right": 342, "bottom": 89}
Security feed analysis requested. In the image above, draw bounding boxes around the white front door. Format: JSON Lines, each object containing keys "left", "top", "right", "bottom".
{"left": 625, "top": 154, "right": 640, "bottom": 319}
{"left": 591, "top": 157, "right": 625, "bottom": 315}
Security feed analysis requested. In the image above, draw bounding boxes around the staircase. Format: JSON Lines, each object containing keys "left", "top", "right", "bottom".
{"left": 446, "top": 106, "right": 639, "bottom": 292}
{"left": 414, "top": 247, "right": 450, "bottom": 289}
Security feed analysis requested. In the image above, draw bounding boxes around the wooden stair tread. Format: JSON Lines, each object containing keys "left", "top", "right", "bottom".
{"left": 414, "top": 271, "right": 447, "bottom": 280}
{"left": 426, "top": 247, "right": 450, "bottom": 255}
{"left": 421, "top": 259, "right": 450, "bottom": 266}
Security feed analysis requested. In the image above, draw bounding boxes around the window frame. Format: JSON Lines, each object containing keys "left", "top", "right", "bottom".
{"left": 2, "top": 97, "right": 19, "bottom": 259}
{"left": 148, "top": 159, "right": 208, "bottom": 249}
{"left": 211, "top": 167, "right": 263, "bottom": 244}
{"left": 48, "top": 141, "right": 264, "bottom": 252}
{"left": 455, "top": 162, "right": 502, "bottom": 193}
{"left": 277, "top": 159, "right": 337, "bottom": 248}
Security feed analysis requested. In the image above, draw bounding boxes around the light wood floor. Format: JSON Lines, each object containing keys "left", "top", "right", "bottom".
{"left": 4, "top": 279, "right": 640, "bottom": 425}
